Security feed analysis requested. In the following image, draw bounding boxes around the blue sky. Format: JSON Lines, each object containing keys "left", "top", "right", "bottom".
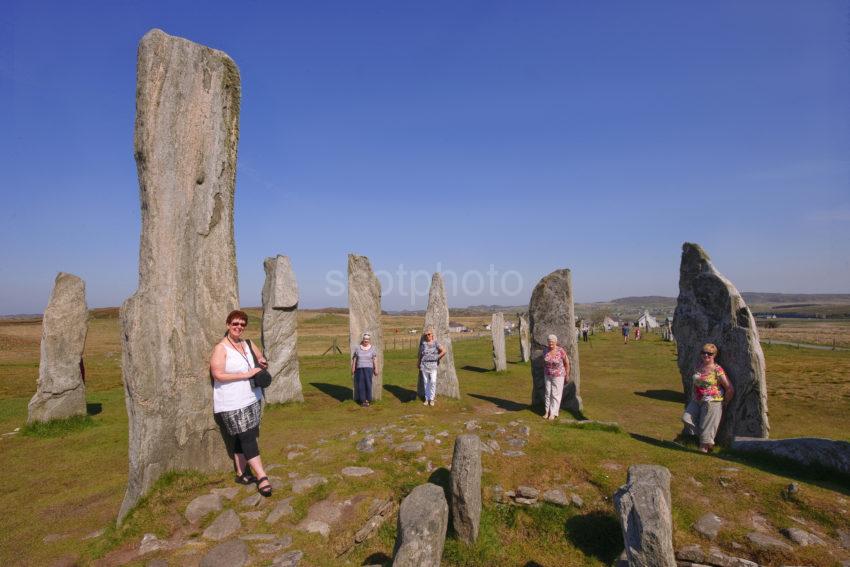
{"left": 2, "top": 1, "right": 848, "bottom": 313}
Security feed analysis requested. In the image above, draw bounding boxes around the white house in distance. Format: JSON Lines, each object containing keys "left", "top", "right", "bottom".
{"left": 602, "top": 316, "right": 619, "bottom": 331}
{"left": 637, "top": 310, "right": 659, "bottom": 329}
{"left": 448, "top": 321, "right": 468, "bottom": 333}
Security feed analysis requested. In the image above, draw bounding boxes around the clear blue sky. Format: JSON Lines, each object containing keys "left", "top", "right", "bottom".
{"left": 2, "top": 1, "right": 848, "bottom": 314}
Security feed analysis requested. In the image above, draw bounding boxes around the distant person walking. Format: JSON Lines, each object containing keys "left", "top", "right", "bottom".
{"left": 581, "top": 323, "right": 589, "bottom": 343}
{"left": 622, "top": 323, "right": 630, "bottom": 344}
{"left": 417, "top": 328, "right": 446, "bottom": 406}
{"left": 635, "top": 326, "right": 641, "bottom": 341}
{"left": 352, "top": 333, "right": 379, "bottom": 407}
{"left": 682, "top": 343, "right": 735, "bottom": 453}
{"left": 210, "top": 310, "right": 273, "bottom": 497}
{"left": 542, "top": 334, "right": 570, "bottom": 420}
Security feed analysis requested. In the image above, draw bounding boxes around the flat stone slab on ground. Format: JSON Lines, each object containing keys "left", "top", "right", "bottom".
{"left": 780, "top": 527, "right": 825, "bottom": 546}
{"left": 747, "top": 531, "right": 793, "bottom": 551}
{"left": 394, "top": 441, "right": 424, "bottom": 453}
{"left": 542, "top": 489, "right": 568, "bottom": 506}
{"left": 503, "top": 450, "right": 525, "bottom": 457}
{"left": 255, "top": 535, "right": 293, "bottom": 554}
{"left": 266, "top": 498, "right": 295, "bottom": 524}
{"left": 203, "top": 509, "right": 241, "bottom": 541}
{"left": 291, "top": 475, "right": 327, "bottom": 494}
{"left": 211, "top": 487, "right": 240, "bottom": 500}
{"left": 693, "top": 512, "right": 723, "bottom": 540}
{"left": 200, "top": 539, "right": 249, "bottom": 567}
{"left": 341, "top": 466, "right": 375, "bottom": 477}
{"left": 272, "top": 550, "right": 303, "bottom": 566}
{"left": 516, "top": 486, "right": 539, "bottom": 499}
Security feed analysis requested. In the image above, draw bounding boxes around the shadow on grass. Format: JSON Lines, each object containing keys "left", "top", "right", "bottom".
{"left": 86, "top": 403, "right": 102, "bottom": 416}
{"left": 461, "top": 365, "right": 491, "bottom": 373}
{"left": 634, "top": 389, "right": 685, "bottom": 404}
{"left": 629, "top": 433, "right": 692, "bottom": 453}
{"left": 309, "top": 382, "right": 351, "bottom": 402}
{"left": 468, "top": 393, "right": 527, "bottom": 412}
{"left": 564, "top": 510, "right": 623, "bottom": 565}
{"left": 362, "top": 552, "right": 391, "bottom": 566}
{"left": 384, "top": 384, "right": 418, "bottom": 403}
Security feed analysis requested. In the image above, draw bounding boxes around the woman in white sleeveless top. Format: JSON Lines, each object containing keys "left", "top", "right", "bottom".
{"left": 210, "top": 310, "right": 272, "bottom": 497}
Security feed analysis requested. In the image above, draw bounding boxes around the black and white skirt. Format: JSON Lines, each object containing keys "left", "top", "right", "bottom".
{"left": 217, "top": 400, "right": 262, "bottom": 436}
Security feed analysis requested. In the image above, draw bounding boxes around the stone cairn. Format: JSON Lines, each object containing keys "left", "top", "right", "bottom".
{"left": 529, "top": 269, "right": 582, "bottom": 413}
{"left": 450, "top": 434, "right": 482, "bottom": 543}
{"left": 518, "top": 313, "right": 530, "bottom": 362}
{"left": 348, "top": 253, "right": 383, "bottom": 401}
{"left": 28, "top": 272, "right": 88, "bottom": 424}
{"left": 491, "top": 312, "right": 507, "bottom": 371}
{"left": 392, "top": 482, "right": 449, "bottom": 567}
{"left": 613, "top": 465, "right": 676, "bottom": 567}
{"left": 422, "top": 273, "right": 460, "bottom": 398}
{"left": 119, "top": 29, "right": 241, "bottom": 521}
{"left": 260, "top": 255, "right": 303, "bottom": 404}
{"left": 672, "top": 242, "right": 769, "bottom": 443}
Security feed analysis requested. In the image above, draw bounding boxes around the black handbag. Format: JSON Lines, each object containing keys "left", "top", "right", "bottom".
{"left": 246, "top": 339, "right": 272, "bottom": 389}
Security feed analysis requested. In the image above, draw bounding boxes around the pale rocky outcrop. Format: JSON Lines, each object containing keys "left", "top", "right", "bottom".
{"left": 730, "top": 436, "right": 850, "bottom": 475}
{"left": 393, "top": 483, "right": 449, "bottom": 567}
{"left": 491, "top": 312, "right": 506, "bottom": 371}
{"left": 529, "top": 269, "right": 582, "bottom": 413}
{"left": 348, "top": 254, "right": 383, "bottom": 400}
{"left": 423, "top": 273, "right": 459, "bottom": 398}
{"left": 28, "top": 272, "right": 88, "bottom": 424}
{"left": 518, "top": 313, "right": 530, "bottom": 362}
{"left": 119, "top": 29, "right": 241, "bottom": 521}
{"left": 673, "top": 243, "right": 769, "bottom": 442}
{"left": 450, "top": 434, "right": 482, "bottom": 543}
{"left": 613, "top": 465, "right": 676, "bottom": 567}
{"left": 261, "top": 255, "right": 303, "bottom": 404}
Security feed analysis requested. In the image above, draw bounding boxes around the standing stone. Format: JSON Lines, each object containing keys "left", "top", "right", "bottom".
{"left": 119, "top": 29, "right": 241, "bottom": 522}
{"left": 393, "top": 483, "right": 449, "bottom": 567}
{"left": 672, "top": 243, "right": 769, "bottom": 442}
{"left": 518, "top": 313, "right": 530, "bottom": 362}
{"left": 491, "top": 312, "right": 507, "bottom": 371}
{"left": 613, "top": 465, "right": 676, "bottom": 567}
{"left": 261, "top": 255, "right": 303, "bottom": 404}
{"left": 28, "top": 272, "right": 88, "bottom": 424}
{"left": 450, "top": 435, "right": 482, "bottom": 543}
{"left": 348, "top": 254, "right": 383, "bottom": 400}
{"left": 423, "top": 273, "right": 459, "bottom": 398}
{"left": 528, "top": 269, "right": 582, "bottom": 413}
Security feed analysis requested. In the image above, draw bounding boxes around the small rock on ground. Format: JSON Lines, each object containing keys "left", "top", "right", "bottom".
{"left": 272, "top": 550, "right": 303, "bottom": 566}
{"left": 747, "top": 531, "right": 793, "bottom": 551}
{"left": 516, "top": 486, "right": 539, "bottom": 499}
{"left": 503, "top": 450, "right": 525, "bottom": 457}
{"left": 267, "top": 498, "right": 295, "bottom": 524}
{"left": 203, "top": 509, "right": 241, "bottom": 541}
{"left": 780, "top": 527, "right": 825, "bottom": 546}
{"left": 394, "top": 441, "right": 424, "bottom": 453}
{"left": 200, "top": 539, "right": 249, "bottom": 567}
{"left": 256, "top": 535, "right": 293, "bottom": 554}
{"left": 291, "top": 475, "right": 327, "bottom": 494}
{"left": 542, "top": 489, "right": 568, "bottom": 506}
{"left": 341, "top": 466, "right": 374, "bottom": 477}
{"left": 693, "top": 512, "right": 722, "bottom": 540}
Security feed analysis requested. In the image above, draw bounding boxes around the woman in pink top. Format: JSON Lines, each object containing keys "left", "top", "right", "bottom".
{"left": 543, "top": 334, "right": 570, "bottom": 420}
{"left": 682, "top": 343, "right": 734, "bottom": 453}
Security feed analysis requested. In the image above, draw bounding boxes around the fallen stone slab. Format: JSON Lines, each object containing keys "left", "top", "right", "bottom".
{"left": 393, "top": 483, "right": 449, "bottom": 567}
{"left": 780, "top": 527, "right": 825, "bottom": 546}
{"left": 746, "top": 531, "right": 793, "bottom": 551}
{"left": 731, "top": 437, "right": 850, "bottom": 476}
{"left": 614, "top": 465, "right": 676, "bottom": 567}
{"left": 185, "top": 494, "right": 222, "bottom": 524}
{"left": 200, "top": 539, "right": 249, "bottom": 567}
{"left": 203, "top": 509, "right": 241, "bottom": 541}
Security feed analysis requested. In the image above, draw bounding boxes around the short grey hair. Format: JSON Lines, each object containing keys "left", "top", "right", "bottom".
{"left": 547, "top": 334, "right": 558, "bottom": 343}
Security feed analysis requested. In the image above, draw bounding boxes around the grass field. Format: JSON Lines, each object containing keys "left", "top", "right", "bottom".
{"left": 0, "top": 313, "right": 848, "bottom": 566}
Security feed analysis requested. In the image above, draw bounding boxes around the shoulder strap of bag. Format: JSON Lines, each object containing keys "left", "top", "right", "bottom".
{"left": 245, "top": 339, "right": 260, "bottom": 368}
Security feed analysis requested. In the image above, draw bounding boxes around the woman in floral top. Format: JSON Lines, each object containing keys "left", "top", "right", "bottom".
{"left": 682, "top": 342, "right": 735, "bottom": 453}
{"left": 543, "top": 334, "right": 570, "bottom": 420}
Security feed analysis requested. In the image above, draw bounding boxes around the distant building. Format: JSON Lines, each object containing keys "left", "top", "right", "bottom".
{"left": 602, "top": 316, "right": 619, "bottom": 331}
{"left": 637, "top": 310, "right": 659, "bottom": 329}
{"left": 448, "top": 321, "right": 468, "bottom": 333}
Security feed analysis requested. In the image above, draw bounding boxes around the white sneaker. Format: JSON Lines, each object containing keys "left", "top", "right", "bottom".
{"left": 423, "top": 400, "right": 429, "bottom": 406}
{"left": 429, "top": 400, "right": 435, "bottom": 406}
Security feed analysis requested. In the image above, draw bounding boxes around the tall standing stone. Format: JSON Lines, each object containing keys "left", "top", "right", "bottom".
{"left": 529, "top": 269, "right": 582, "bottom": 413}
{"left": 450, "top": 434, "right": 482, "bottom": 543}
{"left": 261, "top": 255, "right": 303, "bottom": 404}
{"left": 348, "top": 254, "right": 383, "bottom": 401}
{"left": 423, "top": 273, "right": 459, "bottom": 398}
{"left": 613, "top": 465, "right": 676, "bottom": 567}
{"left": 28, "top": 272, "right": 88, "bottom": 424}
{"left": 393, "top": 483, "right": 449, "bottom": 567}
{"left": 672, "top": 243, "right": 769, "bottom": 442}
{"left": 119, "top": 29, "right": 241, "bottom": 521}
{"left": 491, "top": 312, "right": 507, "bottom": 371}
{"left": 518, "top": 313, "right": 530, "bottom": 362}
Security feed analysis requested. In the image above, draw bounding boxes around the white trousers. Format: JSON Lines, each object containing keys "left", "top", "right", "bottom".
{"left": 682, "top": 400, "right": 723, "bottom": 445}
{"left": 544, "top": 374, "right": 565, "bottom": 416}
{"left": 422, "top": 368, "right": 438, "bottom": 401}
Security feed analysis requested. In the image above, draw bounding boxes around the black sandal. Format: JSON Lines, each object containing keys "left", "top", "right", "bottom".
{"left": 235, "top": 471, "right": 256, "bottom": 485}
{"left": 257, "top": 476, "right": 273, "bottom": 497}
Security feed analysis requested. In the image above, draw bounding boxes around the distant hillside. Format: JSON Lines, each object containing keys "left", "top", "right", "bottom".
{"left": 741, "top": 293, "right": 850, "bottom": 305}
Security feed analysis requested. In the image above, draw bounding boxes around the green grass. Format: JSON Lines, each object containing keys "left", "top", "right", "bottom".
{"left": 21, "top": 414, "right": 97, "bottom": 437}
{"left": 0, "top": 319, "right": 848, "bottom": 566}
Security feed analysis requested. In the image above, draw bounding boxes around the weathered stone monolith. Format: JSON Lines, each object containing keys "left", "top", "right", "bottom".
{"left": 672, "top": 243, "right": 769, "bottom": 442}
{"left": 348, "top": 254, "right": 383, "bottom": 400}
{"left": 422, "top": 273, "right": 459, "bottom": 398}
{"left": 393, "top": 483, "right": 449, "bottom": 567}
{"left": 119, "top": 28, "right": 241, "bottom": 521}
{"left": 518, "top": 313, "right": 530, "bottom": 362}
{"left": 28, "top": 272, "right": 88, "bottom": 424}
{"left": 529, "top": 269, "right": 582, "bottom": 413}
{"left": 613, "top": 465, "right": 676, "bottom": 567}
{"left": 450, "top": 434, "right": 482, "bottom": 542}
{"left": 491, "top": 312, "right": 506, "bottom": 371}
{"left": 261, "top": 255, "right": 303, "bottom": 404}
